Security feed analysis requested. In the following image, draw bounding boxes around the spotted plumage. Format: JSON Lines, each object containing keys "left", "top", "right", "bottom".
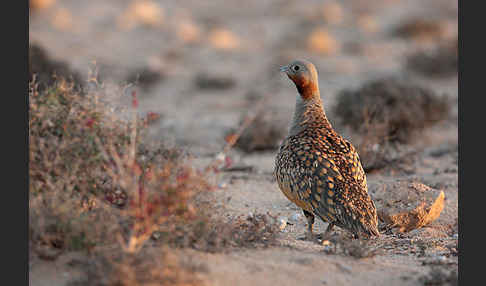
{"left": 275, "top": 59, "right": 379, "bottom": 239}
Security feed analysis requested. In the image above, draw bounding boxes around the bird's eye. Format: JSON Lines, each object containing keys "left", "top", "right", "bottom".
{"left": 293, "top": 65, "right": 300, "bottom": 72}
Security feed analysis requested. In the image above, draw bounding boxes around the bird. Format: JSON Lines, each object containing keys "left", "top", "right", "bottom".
{"left": 274, "top": 59, "right": 380, "bottom": 240}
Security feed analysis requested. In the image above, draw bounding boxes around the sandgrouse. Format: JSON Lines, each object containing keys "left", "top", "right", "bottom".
{"left": 274, "top": 59, "right": 379, "bottom": 240}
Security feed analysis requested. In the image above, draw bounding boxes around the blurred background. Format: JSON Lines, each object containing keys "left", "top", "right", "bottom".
{"left": 29, "top": 0, "right": 458, "bottom": 155}
{"left": 29, "top": 2, "right": 459, "bottom": 284}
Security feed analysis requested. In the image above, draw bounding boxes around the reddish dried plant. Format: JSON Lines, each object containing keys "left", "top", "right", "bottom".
{"left": 29, "top": 77, "right": 280, "bottom": 285}
{"left": 29, "top": 78, "right": 213, "bottom": 255}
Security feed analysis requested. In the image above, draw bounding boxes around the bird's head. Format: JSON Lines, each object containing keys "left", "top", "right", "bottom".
{"left": 280, "top": 59, "right": 319, "bottom": 100}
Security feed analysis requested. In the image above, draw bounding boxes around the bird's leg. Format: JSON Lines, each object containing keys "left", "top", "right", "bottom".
{"left": 302, "top": 210, "right": 316, "bottom": 241}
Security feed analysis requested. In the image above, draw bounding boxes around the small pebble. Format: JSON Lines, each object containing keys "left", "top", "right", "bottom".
{"left": 321, "top": 240, "right": 334, "bottom": 253}
{"left": 151, "top": 231, "right": 161, "bottom": 240}
{"left": 437, "top": 256, "right": 447, "bottom": 263}
{"left": 215, "top": 152, "right": 225, "bottom": 162}
{"left": 321, "top": 240, "right": 331, "bottom": 246}
{"left": 218, "top": 182, "right": 228, "bottom": 189}
{"left": 372, "top": 143, "right": 380, "bottom": 152}
{"left": 277, "top": 216, "right": 288, "bottom": 231}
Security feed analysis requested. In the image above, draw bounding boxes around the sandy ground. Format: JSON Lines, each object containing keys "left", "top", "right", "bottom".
{"left": 29, "top": 0, "right": 458, "bottom": 285}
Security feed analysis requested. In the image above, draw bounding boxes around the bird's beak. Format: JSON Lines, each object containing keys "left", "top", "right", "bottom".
{"left": 280, "top": 65, "right": 289, "bottom": 73}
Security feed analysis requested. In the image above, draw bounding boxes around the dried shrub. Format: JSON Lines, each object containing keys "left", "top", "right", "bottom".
{"left": 333, "top": 78, "right": 451, "bottom": 144}
{"left": 407, "top": 40, "right": 458, "bottom": 78}
{"left": 355, "top": 137, "right": 419, "bottom": 174}
{"left": 155, "top": 213, "right": 280, "bottom": 252}
{"left": 228, "top": 108, "right": 287, "bottom": 153}
{"left": 29, "top": 80, "right": 123, "bottom": 198}
{"left": 29, "top": 77, "right": 280, "bottom": 285}
{"left": 340, "top": 239, "right": 380, "bottom": 259}
{"left": 333, "top": 78, "right": 450, "bottom": 172}
{"left": 29, "top": 79, "right": 117, "bottom": 254}
{"left": 194, "top": 73, "right": 236, "bottom": 90}
{"left": 125, "top": 67, "right": 165, "bottom": 91}
{"left": 29, "top": 78, "right": 211, "bottom": 284}
{"left": 29, "top": 188, "right": 118, "bottom": 259}
{"left": 322, "top": 236, "right": 380, "bottom": 259}
{"left": 392, "top": 18, "right": 448, "bottom": 42}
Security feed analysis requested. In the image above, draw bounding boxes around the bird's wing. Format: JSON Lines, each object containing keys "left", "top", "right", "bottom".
{"left": 328, "top": 138, "right": 368, "bottom": 191}
{"left": 276, "top": 138, "right": 378, "bottom": 236}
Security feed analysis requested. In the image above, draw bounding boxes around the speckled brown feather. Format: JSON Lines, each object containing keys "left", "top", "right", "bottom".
{"left": 275, "top": 59, "right": 379, "bottom": 238}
